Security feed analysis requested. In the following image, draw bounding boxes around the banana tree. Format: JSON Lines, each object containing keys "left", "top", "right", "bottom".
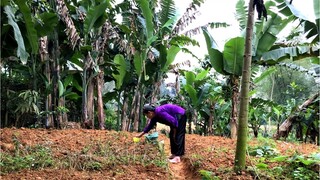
{"left": 121, "top": 0, "right": 206, "bottom": 131}
{"left": 203, "top": 29, "right": 245, "bottom": 139}
{"left": 251, "top": 0, "right": 320, "bottom": 64}
{"left": 56, "top": 0, "right": 130, "bottom": 129}
{"left": 181, "top": 69, "right": 210, "bottom": 133}
{"left": 1, "top": 0, "right": 61, "bottom": 127}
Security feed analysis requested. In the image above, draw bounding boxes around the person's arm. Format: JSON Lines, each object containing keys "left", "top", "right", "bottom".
{"left": 136, "top": 118, "right": 156, "bottom": 138}
{"left": 136, "top": 131, "right": 146, "bottom": 138}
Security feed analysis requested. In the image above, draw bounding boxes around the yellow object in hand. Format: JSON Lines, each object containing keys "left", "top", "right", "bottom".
{"left": 133, "top": 137, "right": 140, "bottom": 143}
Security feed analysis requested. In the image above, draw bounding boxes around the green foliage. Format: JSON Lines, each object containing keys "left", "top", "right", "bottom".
{"left": 15, "top": 0, "right": 39, "bottom": 54}
{"left": 247, "top": 138, "right": 319, "bottom": 180}
{"left": 135, "top": 0, "right": 155, "bottom": 45}
{"left": 83, "top": 2, "right": 109, "bottom": 36}
{"left": 189, "top": 153, "right": 203, "bottom": 168}
{"left": 104, "top": 107, "right": 118, "bottom": 130}
{"left": 15, "top": 90, "right": 40, "bottom": 115}
{"left": 248, "top": 145, "right": 279, "bottom": 158}
{"left": 58, "top": 136, "right": 167, "bottom": 171}
{"left": 0, "top": 141, "right": 54, "bottom": 173}
{"left": 199, "top": 170, "right": 220, "bottom": 180}
{"left": 112, "top": 54, "right": 127, "bottom": 89}
{"left": 3, "top": 5, "right": 29, "bottom": 63}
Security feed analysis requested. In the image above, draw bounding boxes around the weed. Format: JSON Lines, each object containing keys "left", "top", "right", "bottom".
{"left": 248, "top": 145, "right": 279, "bottom": 158}
{"left": 0, "top": 144, "right": 54, "bottom": 173}
{"left": 189, "top": 153, "right": 203, "bottom": 168}
{"left": 199, "top": 170, "right": 220, "bottom": 180}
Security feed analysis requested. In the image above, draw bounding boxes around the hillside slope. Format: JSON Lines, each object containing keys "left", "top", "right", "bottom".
{"left": 0, "top": 128, "right": 318, "bottom": 179}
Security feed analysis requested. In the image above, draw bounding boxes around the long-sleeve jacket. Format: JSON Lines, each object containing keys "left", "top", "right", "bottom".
{"left": 143, "top": 104, "right": 185, "bottom": 133}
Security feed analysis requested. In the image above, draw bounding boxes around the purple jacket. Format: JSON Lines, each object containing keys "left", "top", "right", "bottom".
{"left": 143, "top": 104, "right": 185, "bottom": 133}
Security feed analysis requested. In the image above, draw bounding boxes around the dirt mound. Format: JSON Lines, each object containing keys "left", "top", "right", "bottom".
{"left": 0, "top": 128, "right": 318, "bottom": 180}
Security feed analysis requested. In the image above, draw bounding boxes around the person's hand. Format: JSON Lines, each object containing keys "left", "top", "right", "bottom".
{"left": 135, "top": 132, "right": 145, "bottom": 138}
{"left": 135, "top": 134, "right": 141, "bottom": 138}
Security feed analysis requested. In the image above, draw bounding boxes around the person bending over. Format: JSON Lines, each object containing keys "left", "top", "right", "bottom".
{"left": 136, "top": 103, "right": 186, "bottom": 163}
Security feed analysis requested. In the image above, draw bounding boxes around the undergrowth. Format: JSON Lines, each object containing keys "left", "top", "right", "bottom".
{"left": 246, "top": 137, "right": 320, "bottom": 180}
{"left": 196, "top": 137, "right": 319, "bottom": 180}
{"left": 0, "top": 134, "right": 168, "bottom": 174}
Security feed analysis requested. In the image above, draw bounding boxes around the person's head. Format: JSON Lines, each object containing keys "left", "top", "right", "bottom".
{"left": 143, "top": 104, "right": 156, "bottom": 119}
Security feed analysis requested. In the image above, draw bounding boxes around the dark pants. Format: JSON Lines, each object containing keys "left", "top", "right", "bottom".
{"left": 169, "top": 114, "right": 186, "bottom": 156}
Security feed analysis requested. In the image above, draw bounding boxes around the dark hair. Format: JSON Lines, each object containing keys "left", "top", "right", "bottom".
{"left": 143, "top": 104, "right": 155, "bottom": 114}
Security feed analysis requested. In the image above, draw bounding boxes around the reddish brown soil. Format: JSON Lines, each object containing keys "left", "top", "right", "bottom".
{"left": 0, "top": 128, "right": 318, "bottom": 180}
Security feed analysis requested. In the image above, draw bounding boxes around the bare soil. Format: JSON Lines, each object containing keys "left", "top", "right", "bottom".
{"left": 0, "top": 128, "right": 318, "bottom": 180}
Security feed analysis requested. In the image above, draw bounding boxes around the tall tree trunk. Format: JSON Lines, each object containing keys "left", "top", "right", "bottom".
{"left": 133, "top": 90, "right": 142, "bottom": 131}
{"left": 234, "top": 0, "right": 255, "bottom": 173}
{"left": 192, "top": 108, "right": 197, "bottom": 134}
{"left": 87, "top": 77, "right": 94, "bottom": 129}
{"left": 121, "top": 95, "right": 129, "bottom": 131}
{"left": 40, "top": 36, "right": 53, "bottom": 128}
{"left": 51, "top": 30, "right": 61, "bottom": 128}
{"left": 208, "top": 102, "right": 215, "bottom": 135}
{"left": 230, "top": 75, "right": 240, "bottom": 139}
{"left": 96, "top": 71, "right": 105, "bottom": 130}
{"left": 128, "top": 90, "right": 137, "bottom": 131}
{"left": 151, "top": 81, "right": 161, "bottom": 104}
{"left": 268, "top": 74, "right": 275, "bottom": 135}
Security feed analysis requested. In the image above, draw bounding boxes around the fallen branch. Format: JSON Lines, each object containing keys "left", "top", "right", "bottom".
{"left": 273, "top": 92, "right": 319, "bottom": 139}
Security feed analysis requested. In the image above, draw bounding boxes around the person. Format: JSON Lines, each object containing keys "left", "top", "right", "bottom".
{"left": 136, "top": 103, "right": 187, "bottom": 163}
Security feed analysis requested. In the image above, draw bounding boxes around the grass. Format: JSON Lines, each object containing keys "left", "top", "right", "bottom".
{"left": 0, "top": 135, "right": 168, "bottom": 174}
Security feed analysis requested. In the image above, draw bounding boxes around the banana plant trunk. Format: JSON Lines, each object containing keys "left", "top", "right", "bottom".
{"left": 150, "top": 80, "right": 161, "bottom": 104}
{"left": 208, "top": 102, "right": 215, "bottom": 135}
{"left": 87, "top": 76, "right": 94, "bottom": 129}
{"left": 121, "top": 95, "right": 129, "bottom": 131}
{"left": 40, "top": 36, "right": 54, "bottom": 128}
{"left": 96, "top": 71, "right": 105, "bottom": 130}
{"left": 133, "top": 89, "right": 142, "bottom": 131}
{"left": 51, "top": 31, "right": 62, "bottom": 128}
{"left": 234, "top": 0, "right": 255, "bottom": 173}
{"left": 230, "top": 75, "right": 240, "bottom": 139}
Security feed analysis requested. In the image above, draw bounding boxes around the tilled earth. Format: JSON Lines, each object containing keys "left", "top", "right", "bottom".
{"left": 0, "top": 128, "right": 318, "bottom": 180}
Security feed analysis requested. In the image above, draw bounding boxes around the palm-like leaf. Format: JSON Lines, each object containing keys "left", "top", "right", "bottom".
{"left": 254, "top": 1, "right": 293, "bottom": 58}
{"left": 159, "top": 0, "right": 176, "bottom": 29}
{"left": 4, "top": 6, "right": 29, "bottom": 64}
{"left": 173, "top": 1, "right": 201, "bottom": 35}
{"left": 84, "top": 2, "right": 109, "bottom": 36}
{"left": 235, "top": 0, "right": 247, "bottom": 31}
{"left": 135, "top": 0, "right": 155, "bottom": 45}
{"left": 202, "top": 27, "right": 224, "bottom": 74}
{"left": 15, "top": 0, "right": 38, "bottom": 54}
{"left": 223, "top": 37, "right": 245, "bottom": 76}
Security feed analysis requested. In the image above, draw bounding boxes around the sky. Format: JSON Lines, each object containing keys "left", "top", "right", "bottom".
{"left": 173, "top": 0, "right": 315, "bottom": 67}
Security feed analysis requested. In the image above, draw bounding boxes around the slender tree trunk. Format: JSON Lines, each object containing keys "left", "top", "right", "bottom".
{"left": 208, "top": 102, "right": 215, "bottom": 135}
{"left": 230, "top": 75, "right": 240, "bottom": 139}
{"left": 128, "top": 90, "right": 137, "bottom": 131}
{"left": 51, "top": 30, "right": 61, "bottom": 128}
{"left": 121, "top": 95, "right": 129, "bottom": 131}
{"left": 151, "top": 81, "right": 161, "bottom": 104}
{"left": 133, "top": 90, "right": 142, "bottom": 131}
{"left": 268, "top": 74, "right": 275, "bottom": 135}
{"left": 192, "top": 109, "right": 197, "bottom": 133}
{"left": 87, "top": 77, "right": 94, "bottom": 129}
{"left": 234, "top": 0, "right": 255, "bottom": 173}
{"left": 40, "top": 36, "right": 53, "bottom": 128}
{"left": 96, "top": 71, "right": 105, "bottom": 130}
